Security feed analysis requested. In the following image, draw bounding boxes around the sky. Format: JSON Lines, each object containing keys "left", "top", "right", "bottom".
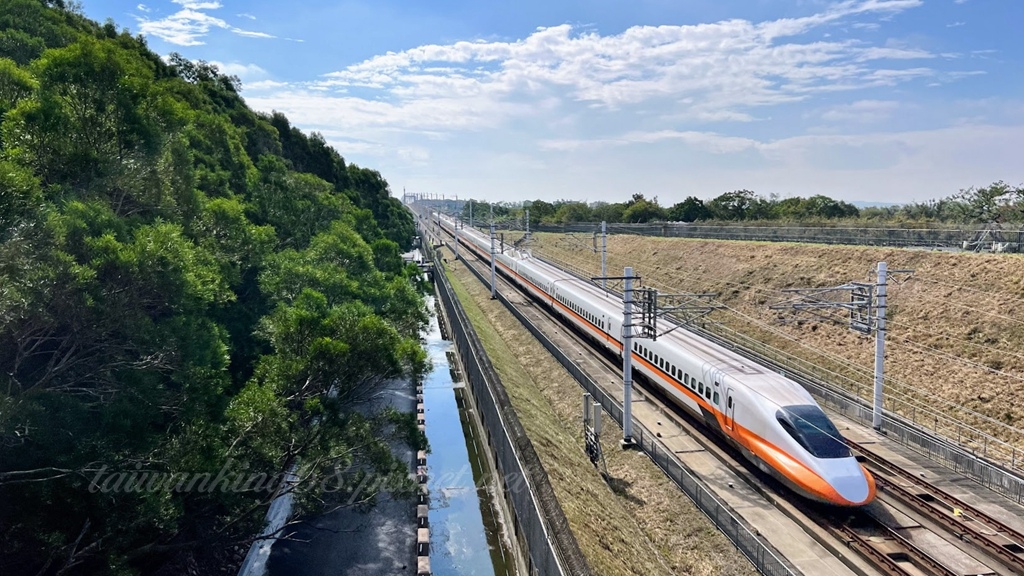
{"left": 80, "top": 0, "right": 1024, "bottom": 205}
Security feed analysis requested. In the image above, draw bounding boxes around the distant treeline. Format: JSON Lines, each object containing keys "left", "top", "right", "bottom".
{"left": 460, "top": 183, "right": 1024, "bottom": 227}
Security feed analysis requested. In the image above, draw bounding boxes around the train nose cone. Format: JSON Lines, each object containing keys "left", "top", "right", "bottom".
{"left": 830, "top": 463, "right": 876, "bottom": 505}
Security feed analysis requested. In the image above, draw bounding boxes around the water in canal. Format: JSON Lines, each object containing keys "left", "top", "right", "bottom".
{"left": 423, "top": 295, "right": 513, "bottom": 576}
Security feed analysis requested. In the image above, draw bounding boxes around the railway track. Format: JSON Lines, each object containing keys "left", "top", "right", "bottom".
{"left": 828, "top": 515, "right": 957, "bottom": 576}
{"left": 429, "top": 224, "right": 1023, "bottom": 576}
{"left": 849, "top": 440, "right": 1024, "bottom": 575}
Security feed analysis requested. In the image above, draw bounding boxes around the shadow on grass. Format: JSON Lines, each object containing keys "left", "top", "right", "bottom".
{"left": 602, "top": 473, "right": 645, "bottom": 506}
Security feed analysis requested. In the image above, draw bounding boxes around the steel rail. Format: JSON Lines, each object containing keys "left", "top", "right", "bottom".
{"left": 849, "top": 439, "right": 1024, "bottom": 574}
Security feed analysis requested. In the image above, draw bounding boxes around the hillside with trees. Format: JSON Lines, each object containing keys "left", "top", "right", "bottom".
{"left": 0, "top": 1, "right": 425, "bottom": 574}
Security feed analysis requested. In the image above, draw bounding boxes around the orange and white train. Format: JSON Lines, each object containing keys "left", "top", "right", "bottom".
{"left": 432, "top": 212, "right": 876, "bottom": 506}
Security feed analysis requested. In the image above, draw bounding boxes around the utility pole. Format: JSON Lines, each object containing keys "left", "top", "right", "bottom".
{"left": 523, "top": 200, "right": 532, "bottom": 239}
{"left": 601, "top": 221, "right": 608, "bottom": 290}
{"left": 490, "top": 223, "right": 497, "bottom": 300}
{"left": 592, "top": 268, "right": 720, "bottom": 447}
{"left": 769, "top": 262, "right": 911, "bottom": 432}
{"left": 469, "top": 200, "right": 473, "bottom": 228}
{"left": 622, "top": 267, "right": 635, "bottom": 446}
{"left": 873, "top": 262, "right": 887, "bottom": 430}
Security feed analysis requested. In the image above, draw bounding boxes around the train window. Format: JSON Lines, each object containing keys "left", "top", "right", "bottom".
{"left": 684, "top": 374, "right": 689, "bottom": 385}
{"left": 705, "top": 387, "right": 712, "bottom": 400}
{"left": 698, "top": 382, "right": 704, "bottom": 395}
{"left": 713, "top": 392, "right": 719, "bottom": 405}
{"left": 727, "top": 397, "right": 733, "bottom": 409}
{"left": 670, "top": 366, "right": 676, "bottom": 378}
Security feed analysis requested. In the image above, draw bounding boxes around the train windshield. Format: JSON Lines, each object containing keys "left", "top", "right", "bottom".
{"left": 776, "top": 406, "right": 851, "bottom": 459}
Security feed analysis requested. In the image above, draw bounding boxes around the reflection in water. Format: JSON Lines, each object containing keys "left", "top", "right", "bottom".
{"left": 424, "top": 297, "right": 512, "bottom": 576}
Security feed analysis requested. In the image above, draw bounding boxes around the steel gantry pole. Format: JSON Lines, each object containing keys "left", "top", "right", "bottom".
{"left": 621, "top": 266, "right": 635, "bottom": 446}
{"left": 601, "top": 221, "right": 608, "bottom": 290}
{"left": 490, "top": 223, "right": 497, "bottom": 300}
{"left": 873, "top": 261, "right": 887, "bottom": 430}
{"left": 454, "top": 221, "right": 460, "bottom": 261}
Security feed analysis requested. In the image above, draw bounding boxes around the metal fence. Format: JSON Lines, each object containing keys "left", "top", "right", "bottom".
{"left": 454, "top": 249, "right": 798, "bottom": 576}
{"left": 433, "top": 252, "right": 591, "bottom": 576}
{"left": 534, "top": 222, "right": 1024, "bottom": 252}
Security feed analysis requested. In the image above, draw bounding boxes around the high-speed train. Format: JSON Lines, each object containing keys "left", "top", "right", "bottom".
{"left": 431, "top": 212, "right": 876, "bottom": 506}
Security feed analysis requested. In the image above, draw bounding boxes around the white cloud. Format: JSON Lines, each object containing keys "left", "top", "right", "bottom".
{"left": 239, "top": 0, "right": 1013, "bottom": 204}
{"left": 173, "top": 0, "right": 222, "bottom": 9}
{"left": 135, "top": 2, "right": 273, "bottom": 46}
{"left": 303, "top": 0, "right": 932, "bottom": 126}
{"left": 820, "top": 99, "right": 901, "bottom": 123}
{"left": 137, "top": 4, "right": 150, "bottom": 13}
{"left": 208, "top": 61, "right": 268, "bottom": 81}
{"left": 539, "top": 131, "right": 759, "bottom": 154}
{"left": 947, "top": 21, "right": 966, "bottom": 27}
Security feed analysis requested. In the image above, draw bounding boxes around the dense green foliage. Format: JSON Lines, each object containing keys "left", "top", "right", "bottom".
{"left": 0, "top": 2, "right": 425, "bottom": 574}
{"left": 464, "top": 183, "right": 1024, "bottom": 227}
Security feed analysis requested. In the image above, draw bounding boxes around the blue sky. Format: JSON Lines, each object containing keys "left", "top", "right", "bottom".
{"left": 81, "top": 0, "right": 1024, "bottom": 205}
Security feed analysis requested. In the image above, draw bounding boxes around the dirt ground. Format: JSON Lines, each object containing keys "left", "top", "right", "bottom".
{"left": 529, "top": 232, "right": 1024, "bottom": 463}
{"left": 440, "top": 246, "right": 757, "bottom": 576}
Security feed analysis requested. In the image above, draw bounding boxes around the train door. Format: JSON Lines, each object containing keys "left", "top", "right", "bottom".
{"left": 725, "top": 388, "right": 736, "bottom": 431}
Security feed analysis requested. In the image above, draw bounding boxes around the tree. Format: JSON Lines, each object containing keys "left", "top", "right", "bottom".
{"left": 622, "top": 196, "right": 666, "bottom": 223}
{"left": 667, "top": 197, "right": 710, "bottom": 222}
{"left": 553, "top": 201, "right": 592, "bottom": 223}
{"left": 590, "top": 201, "right": 625, "bottom": 223}
{"left": 0, "top": 4, "right": 427, "bottom": 573}
{"left": 707, "top": 190, "right": 757, "bottom": 220}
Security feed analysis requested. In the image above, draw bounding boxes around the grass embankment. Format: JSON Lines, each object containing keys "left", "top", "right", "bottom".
{"left": 533, "top": 232, "right": 1024, "bottom": 454}
{"left": 441, "top": 248, "right": 755, "bottom": 576}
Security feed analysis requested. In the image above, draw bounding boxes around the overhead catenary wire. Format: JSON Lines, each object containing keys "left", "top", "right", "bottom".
{"left": 529, "top": 233, "right": 1024, "bottom": 439}
{"left": 553, "top": 233, "right": 1024, "bottom": 370}
{"left": 454, "top": 216, "right": 1024, "bottom": 453}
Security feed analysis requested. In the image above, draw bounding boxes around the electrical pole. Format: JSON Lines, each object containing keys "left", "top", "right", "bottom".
{"left": 601, "top": 221, "right": 608, "bottom": 290}
{"left": 490, "top": 223, "right": 497, "bottom": 300}
{"left": 873, "top": 262, "right": 887, "bottom": 430}
{"left": 593, "top": 268, "right": 716, "bottom": 447}
{"left": 769, "top": 262, "right": 910, "bottom": 433}
{"left": 454, "top": 222, "right": 459, "bottom": 261}
{"left": 469, "top": 200, "right": 473, "bottom": 228}
{"left": 622, "top": 267, "right": 635, "bottom": 446}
